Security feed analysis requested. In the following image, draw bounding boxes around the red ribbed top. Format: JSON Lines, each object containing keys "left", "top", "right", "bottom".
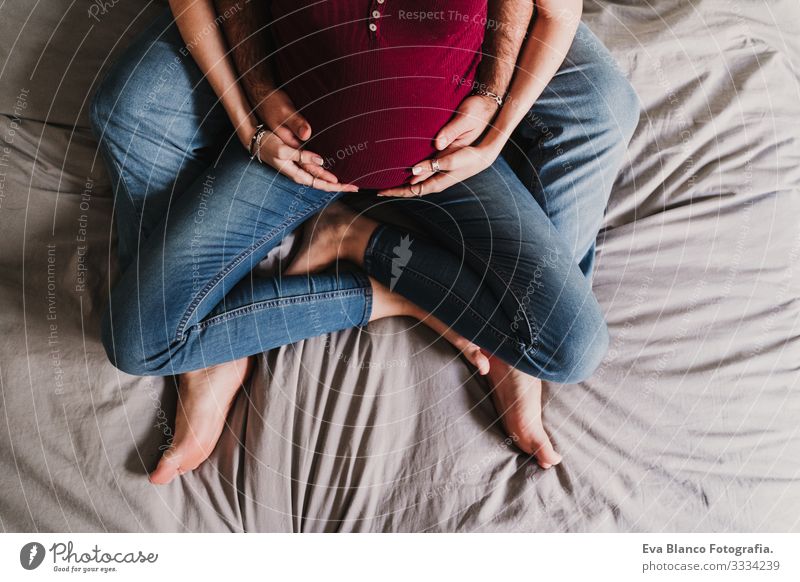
{"left": 269, "top": 0, "right": 487, "bottom": 189}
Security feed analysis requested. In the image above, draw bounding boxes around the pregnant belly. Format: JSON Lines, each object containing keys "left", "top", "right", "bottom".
{"left": 300, "top": 101, "right": 454, "bottom": 190}
{"left": 269, "top": 1, "right": 485, "bottom": 190}
{"left": 283, "top": 67, "right": 475, "bottom": 190}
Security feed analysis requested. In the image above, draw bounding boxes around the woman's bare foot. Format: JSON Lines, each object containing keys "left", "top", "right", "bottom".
{"left": 370, "top": 278, "right": 490, "bottom": 375}
{"left": 485, "top": 355, "right": 562, "bottom": 469}
{"left": 423, "top": 314, "right": 491, "bottom": 376}
{"left": 284, "top": 201, "right": 375, "bottom": 275}
{"left": 149, "top": 356, "right": 254, "bottom": 485}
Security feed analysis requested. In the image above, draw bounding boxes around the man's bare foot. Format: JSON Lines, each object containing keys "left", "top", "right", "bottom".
{"left": 283, "top": 201, "right": 375, "bottom": 275}
{"left": 486, "top": 355, "right": 562, "bottom": 469}
{"left": 284, "top": 204, "right": 488, "bottom": 373}
{"left": 149, "top": 356, "right": 254, "bottom": 485}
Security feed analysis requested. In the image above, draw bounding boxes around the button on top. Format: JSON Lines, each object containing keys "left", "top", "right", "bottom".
{"left": 370, "top": 1, "right": 384, "bottom": 34}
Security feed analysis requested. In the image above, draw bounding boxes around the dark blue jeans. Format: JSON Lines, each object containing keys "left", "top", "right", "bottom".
{"left": 91, "top": 11, "right": 639, "bottom": 383}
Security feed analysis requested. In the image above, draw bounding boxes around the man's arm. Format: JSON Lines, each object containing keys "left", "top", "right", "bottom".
{"left": 213, "top": 0, "right": 312, "bottom": 147}
{"left": 476, "top": 0, "right": 534, "bottom": 104}
{"left": 481, "top": 0, "right": 582, "bottom": 153}
{"left": 433, "top": 0, "right": 533, "bottom": 152}
{"left": 213, "top": 1, "right": 274, "bottom": 109}
{"left": 169, "top": 0, "right": 257, "bottom": 147}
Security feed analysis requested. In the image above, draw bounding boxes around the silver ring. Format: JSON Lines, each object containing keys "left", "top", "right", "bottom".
{"left": 410, "top": 183, "right": 423, "bottom": 197}
{"left": 431, "top": 159, "right": 441, "bottom": 173}
{"left": 311, "top": 176, "right": 316, "bottom": 189}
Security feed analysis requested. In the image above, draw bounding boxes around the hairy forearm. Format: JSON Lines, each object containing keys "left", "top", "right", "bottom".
{"left": 483, "top": 0, "right": 582, "bottom": 151}
{"left": 213, "top": 0, "right": 275, "bottom": 108}
{"left": 168, "top": 0, "right": 258, "bottom": 145}
{"left": 477, "top": 0, "right": 534, "bottom": 97}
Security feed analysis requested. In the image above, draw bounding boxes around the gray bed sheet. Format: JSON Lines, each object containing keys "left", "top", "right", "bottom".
{"left": 0, "top": 0, "right": 798, "bottom": 532}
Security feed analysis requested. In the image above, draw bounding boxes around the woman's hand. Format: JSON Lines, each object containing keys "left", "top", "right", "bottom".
{"left": 377, "top": 94, "right": 501, "bottom": 197}
{"left": 254, "top": 89, "right": 358, "bottom": 192}
{"left": 256, "top": 129, "right": 358, "bottom": 193}
{"left": 377, "top": 143, "right": 501, "bottom": 198}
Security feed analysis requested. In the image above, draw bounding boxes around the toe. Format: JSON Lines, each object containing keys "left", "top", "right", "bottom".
{"left": 466, "top": 346, "right": 491, "bottom": 375}
{"left": 149, "top": 450, "right": 182, "bottom": 485}
{"left": 535, "top": 443, "right": 562, "bottom": 470}
{"left": 149, "top": 440, "right": 214, "bottom": 485}
{"left": 442, "top": 334, "right": 490, "bottom": 375}
{"left": 519, "top": 425, "right": 562, "bottom": 469}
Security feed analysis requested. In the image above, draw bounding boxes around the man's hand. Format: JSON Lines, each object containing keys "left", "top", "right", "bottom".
{"left": 432, "top": 94, "right": 499, "bottom": 152}
{"left": 255, "top": 88, "right": 311, "bottom": 148}
{"left": 377, "top": 143, "right": 500, "bottom": 198}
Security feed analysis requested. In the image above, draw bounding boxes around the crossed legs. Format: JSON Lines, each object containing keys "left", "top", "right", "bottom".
{"left": 91, "top": 13, "right": 639, "bottom": 482}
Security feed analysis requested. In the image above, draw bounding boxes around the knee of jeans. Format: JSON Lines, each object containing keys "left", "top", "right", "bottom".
{"left": 591, "top": 65, "right": 641, "bottom": 145}
{"left": 525, "top": 313, "right": 609, "bottom": 385}
{"left": 100, "top": 303, "right": 173, "bottom": 377}
{"left": 89, "top": 78, "right": 114, "bottom": 138}
{"left": 90, "top": 67, "right": 139, "bottom": 142}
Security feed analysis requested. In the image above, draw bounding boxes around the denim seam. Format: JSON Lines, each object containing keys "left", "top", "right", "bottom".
{"left": 175, "top": 190, "right": 341, "bottom": 340}
{"left": 348, "top": 270, "right": 374, "bottom": 326}
{"left": 362, "top": 223, "right": 389, "bottom": 275}
{"left": 368, "top": 248, "right": 517, "bottom": 345}
{"left": 193, "top": 287, "right": 369, "bottom": 330}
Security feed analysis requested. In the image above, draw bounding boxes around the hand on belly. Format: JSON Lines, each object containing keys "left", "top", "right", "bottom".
{"left": 303, "top": 108, "right": 444, "bottom": 190}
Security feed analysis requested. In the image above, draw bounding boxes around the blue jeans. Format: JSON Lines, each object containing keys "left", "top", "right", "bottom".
{"left": 90, "top": 11, "right": 639, "bottom": 383}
